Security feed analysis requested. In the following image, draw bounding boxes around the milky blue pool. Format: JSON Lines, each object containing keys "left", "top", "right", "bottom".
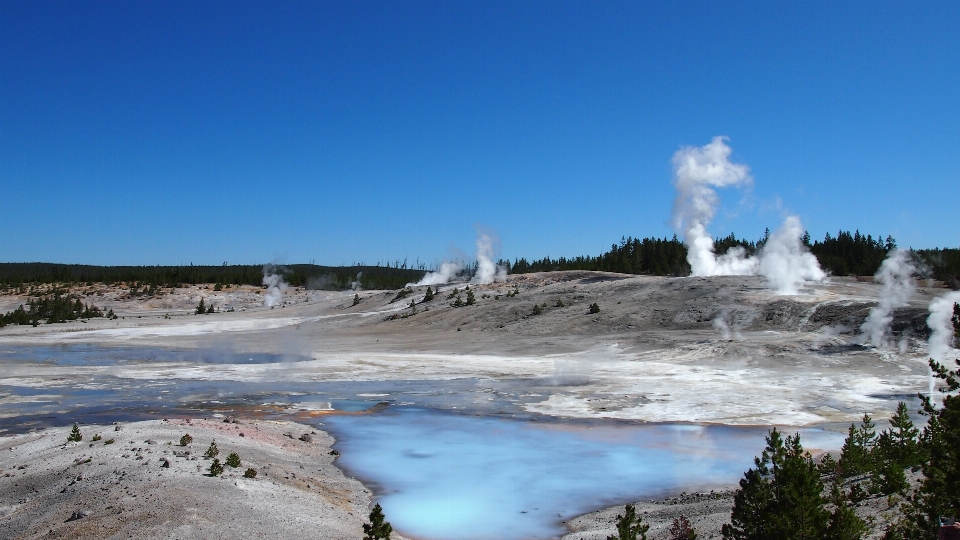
{"left": 324, "top": 408, "right": 844, "bottom": 540}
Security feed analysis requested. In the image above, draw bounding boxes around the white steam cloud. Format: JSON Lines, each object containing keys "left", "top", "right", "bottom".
{"left": 859, "top": 249, "right": 916, "bottom": 347}
{"left": 262, "top": 265, "right": 288, "bottom": 307}
{"left": 414, "top": 232, "right": 507, "bottom": 286}
{"left": 670, "top": 137, "right": 825, "bottom": 295}
{"left": 671, "top": 136, "right": 755, "bottom": 277}
{"left": 927, "top": 291, "right": 960, "bottom": 397}
{"left": 471, "top": 233, "right": 508, "bottom": 285}
{"left": 416, "top": 261, "right": 464, "bottom": 286}
{"left": 350, "top": 272, "right": 363, "bottom": 291}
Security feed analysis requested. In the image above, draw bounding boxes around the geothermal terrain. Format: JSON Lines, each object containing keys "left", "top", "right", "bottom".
{"left": 0, "top": 272, "right": 949, "bottom": 539}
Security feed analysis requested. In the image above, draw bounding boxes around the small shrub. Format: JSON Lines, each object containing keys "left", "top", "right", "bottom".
{"left": 91, "top": 434, "right": 102, "bottom": 441}
{"left": 67, "top": 424, "right": 82, "bottom": 442}
{"left": 555, "top": 299, "right": 564, "bottom": 307}
{"left": 204, "top": 441, "right": 219, "bottom": 458}
{"left": 531, "top": 304, "right": 543, "bottom": 316}
{"left": 225, "top": 452, "right": 241, "bottom": 468}
{"left": 209, "top": 458, "right": 224, "bottom": 476}
{"left": 607, "top": 504, "right": 648, "bottom": 540}
{"left": 667, "top": 515, "right": 696, "bottom": 540}
{"left": 589, "top": 302, "right": 600, "bottom": 314}
{"left": 104, "top": 438, "right": 115, "bottom": 445}
{"left": 451, "top": 295, "right": 464, "bottom": 307}
{"left": 243, "top": 468, "right": 257, "bottom": 478}
{"left": 390, "top": 287, "right": 413, "bottom": 303}
{"left": 352, "top": 294, "right": 361, "bottom": 306}
{"left": 195, "top": 299, "right": 206, "bottom": 315}
{"left": 180, "top": 433, "right": 193, "bottom": 446}
{"left": 214, "top": 283, "right": 223, "bottom": 291}
{"left": 363, "top": 503, "right": 393, "bottom": 540}
{"left": 423, "top": 286, "right": 434, "bottom": 302}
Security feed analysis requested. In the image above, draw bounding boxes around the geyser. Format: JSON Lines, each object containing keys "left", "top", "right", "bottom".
{"left": 262, "top": 264, "right": 288, "bottom": 307}
{"left": 415, "top": 231, "right": 507, "bottom": 286}
{"left": 859, "top": 249, "right": 916, "bottom": 348}
{"left": 670, "top": 137, "right": 824, "bottom": 294}
{"left": 926, "top": 291, "right": 960, "bottom": 397}
{"left": 470, "top": 232, "right": 507, "bottom": 284}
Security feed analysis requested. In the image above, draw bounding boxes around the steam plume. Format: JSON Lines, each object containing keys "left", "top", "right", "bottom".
{"left": 350, "top": 272, "right": 363, "bottom": 291}
{"left": 927, "top": 291, "right": 960, "bottom": 397}
{"left": 414, "top": 231, "right": 507, "bottom": 286}
{"left": 471, "top": 233, "right": 507, "bottom": 284}
{"left": 262, "top": 265, "right": 288, "bottom": 307}
{"left": 416, "top": 261, "right": 464, "bottom": 286}
{"left": 670, "top": 137, "right": 825, "bottom": 295}
{"left": 671, "top": 136, "right": 755, "bottom": 276}
{"left": 859, "top": 249, "right": 916, "bottom": 347}
{"left": 757, "top": 216, "right": 826, "bottom": 295}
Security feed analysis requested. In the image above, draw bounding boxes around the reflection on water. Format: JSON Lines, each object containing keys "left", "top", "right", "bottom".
{"left": 324, "top": 408, "right": 844, "bottom": 540}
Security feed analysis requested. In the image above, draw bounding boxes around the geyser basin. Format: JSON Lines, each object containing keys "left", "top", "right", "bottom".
{"left": 324, "top": 408, "right": 844, "bottom": 540}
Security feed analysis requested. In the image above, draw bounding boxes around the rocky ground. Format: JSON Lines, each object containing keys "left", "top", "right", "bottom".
{"left": 0, "top": 418, "right": 402, "bottom": 540}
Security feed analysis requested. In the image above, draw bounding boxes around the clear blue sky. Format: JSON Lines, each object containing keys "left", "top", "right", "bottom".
{"left": 2, "top": 1, "right": 959, "bottom": 266}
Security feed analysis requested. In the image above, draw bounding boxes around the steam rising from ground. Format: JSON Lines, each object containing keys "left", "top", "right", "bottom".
{"left": 262, "top": 265, "right": 288, "bottom": 307}
{"left": 671, "top": 137, "right": 824, "bottom": 294}
{"left": 416, "top": 261, "right": 464, "bottom": 286}
{"left": 927, "top": 291, "right": 960, "bottom": 397}
{"left": 471, "top": 233, "right": 507, "bottom": 284}
{"left": 859, "top": 250, "right": 916, "bottom": 347}
{"left": 415, "top": 232, "right": 507, "bottom": 286}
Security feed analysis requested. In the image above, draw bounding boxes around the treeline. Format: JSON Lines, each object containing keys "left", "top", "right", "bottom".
{"left": 501, "top": 236, "right": 690, "bottom": 276}
{"left": 504, "top": 230, "right": 960, "bottom": 285}
{"left": 0, "top": 263, "right": 424, "bottom": 291}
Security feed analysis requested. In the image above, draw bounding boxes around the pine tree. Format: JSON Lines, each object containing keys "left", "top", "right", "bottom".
{"left": 722, "top": 429, "right": 830, "bottom": 540}
{"left": 195, "top": 298, "right": 206, "bottom": 315}
{"left": 825, "top": 477, "right": 867, "bottom": 540}
{"left": 352, "top": 294, "right": 361, "bottom": 306}
{"left": 839, "top": 414, "right": 877, "bottom": 478}
{"left": 423, "top": 286, "right": 433, "bottom": 302}
{"left": 67, "top": 423, "right": 82, "bottom": 442}
{"left": 204, "top": 441, "right": 219, "bottom": 458}
{"left": 607, "top": 504, "right": 648, "bottom": 540}
{"left": 226, "top": 452, "right": 241, "bottom": 468}
{"left": 209, "top": 458, "right": 224, "bottom": 476}
{"left": 465, "top": 289, "right": 476, "bottom": 306}
{"left": 363, "top": 503, "right": 392, "bottom": 540}
{"left": 871, "top": 402, "right": 920, "bottom": 495}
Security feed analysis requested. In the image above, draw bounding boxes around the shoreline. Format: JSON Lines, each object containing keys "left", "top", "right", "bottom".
{"left": 0, "top": 417, "right": 411, "bottom": 540}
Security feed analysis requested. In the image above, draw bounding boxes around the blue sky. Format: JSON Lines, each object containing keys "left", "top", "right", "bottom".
{"left": 2, "top": 1, "right": 959, "bottom": 266}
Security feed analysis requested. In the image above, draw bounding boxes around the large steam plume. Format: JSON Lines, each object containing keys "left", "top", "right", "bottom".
{"left": 262, "top": 264, "right": 288, "bottom": 307}
{"left": 471, "top": 232, "right": 507, "bottom": 284}
{"left": 859, "top": 249, "right": 916, "bottom": 347}
{"left": 670, "top": 137, "right": 825, "bottom": 295}
{"left": 927, "top": 291, "right": 960, "bottom": 397}
{"left": 671, "top": 136, "right": 755, "bottom": 276}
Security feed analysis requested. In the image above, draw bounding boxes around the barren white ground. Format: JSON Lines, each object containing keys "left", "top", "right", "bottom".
{"left": 0, "top": 273, "right": 949, "bottom": 427}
